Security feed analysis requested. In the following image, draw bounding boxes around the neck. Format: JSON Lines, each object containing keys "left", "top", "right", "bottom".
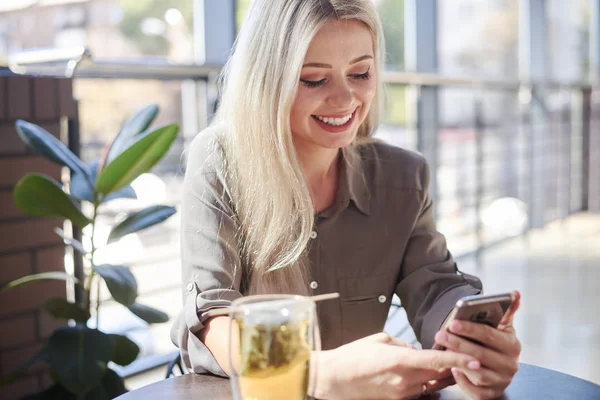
{"left": 294, "top": 140, "right": 340, "bottom": 192}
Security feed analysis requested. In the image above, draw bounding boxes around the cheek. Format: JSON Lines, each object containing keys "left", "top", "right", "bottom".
{"left": 291, "top": 90, "right": 316, "bottom": 121}
{"left": 358, "top": 81, "right": 377, "bottom": 108}
{"left": 291, "top": 98, "right": 310, "bottom": 132}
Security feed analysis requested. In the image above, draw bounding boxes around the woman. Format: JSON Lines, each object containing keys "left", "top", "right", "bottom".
{"left": 171, "top": 0, "right": 522, "bottom": 399}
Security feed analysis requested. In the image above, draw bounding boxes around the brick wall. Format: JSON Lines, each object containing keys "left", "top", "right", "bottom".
{"left": 0, "top": 74, "right": 78, "bottom": 400}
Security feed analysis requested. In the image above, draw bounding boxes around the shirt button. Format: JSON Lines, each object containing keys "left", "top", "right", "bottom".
{"left": 186, "top": 282, "right": 195, "bottom": 292}
{"left": 309, "top": 231, "right": 318, "bottom": 239}
{"left": 378, "top": 295, "right": 387, "bottom": 304}
{"left": 310, "top": 281, "right": 319, "bottom": 290}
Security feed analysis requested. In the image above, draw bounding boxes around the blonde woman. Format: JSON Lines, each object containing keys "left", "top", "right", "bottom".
{"left": 171, "top": 0, "right": 522, "bottom": 399}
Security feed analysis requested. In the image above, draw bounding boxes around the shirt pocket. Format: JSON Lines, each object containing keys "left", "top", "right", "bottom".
{"left": 339, "top": 274, "right": 391, "bottom": 344}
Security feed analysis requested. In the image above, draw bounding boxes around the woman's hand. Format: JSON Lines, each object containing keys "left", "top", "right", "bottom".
{"left": 313, "top": 332, "right": 481, "bottom": 400}
{"left": 434, "top": 291, "right": 522, "bottom": 400}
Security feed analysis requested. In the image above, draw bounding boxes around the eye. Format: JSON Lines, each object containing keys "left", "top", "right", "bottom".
{"left": 351, "top": 68, "right": 371, "bottom": 81}
{"left": 300, "top": 78, "right": 327, "bottom": 88}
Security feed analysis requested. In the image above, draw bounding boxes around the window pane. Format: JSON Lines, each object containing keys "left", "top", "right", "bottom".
{"left": 547, "top": 0, "right": 590, "bottom": 81}
{"left": 375, "top": 0, "right": 405, "bottom": 70}
{"left": 236, "top": 0, "right": 252, "bottom": 31}
{"left": 438, "top": 0, "right": 519, "bottom": 78}
{"left": 0, "top": 1, "right": 195, "bottom": 63}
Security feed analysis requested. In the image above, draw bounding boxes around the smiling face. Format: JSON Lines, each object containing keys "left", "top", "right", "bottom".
{"left": 290, "top": 19, "right": 377, "bottom": 152}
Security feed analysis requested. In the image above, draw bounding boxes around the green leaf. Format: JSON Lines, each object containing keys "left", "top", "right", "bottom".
{"left": 15, "top": 120, "right": 91, "bottom": 181}
{"left": 108, "top": 334, "right": 140, "bottom": 366}
{"left": 106, "top": 104, "right": 160, "bottom": 164}
{"left": 43, "top": 297, "right": 90, "bottom": 323}
{"left": 96, "top": 124, "right": 179, "bottom": 195}
{"left": 0, "top": 348, "right": 48, "bottom": 386}
{"left": 54, "top": 227, "right": 88, "bottom": 255}
{"left": 94, "top": 265, "right": 138, "bottom": 306}
{"left": 47, "top": 326, "right": 112, "bottom": 396}
{"left": 108, "top": 205, "right": 176, "bottom": 243}
{"left": 127, "top": 302, "right": 169, "bottom": 324}
{"left": 0, "top": 272, "right": 74, "bottom": 293}
{"left": 104, "top": 185, "right": 137, "bottom": 202}
{"left": 75, "top": 368, "right": 127, "bottom": 400}
{"left": 70, "top": 161, "right": 137, "bottom": 203}
{"left": 69, "top": 161, "right": 96, "bottom": 203}
{"left": 13, "top": 174, "right": 90, "bottom": 229}
{"left": 96, "top": 368, "right": 127, "bottom": 399}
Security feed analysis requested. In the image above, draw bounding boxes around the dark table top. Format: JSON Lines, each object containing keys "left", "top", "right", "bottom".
{"left": 116, "top": 363, "right": 600, "bottom": 400}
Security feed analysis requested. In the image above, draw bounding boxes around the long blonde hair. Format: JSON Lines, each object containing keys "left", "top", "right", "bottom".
{"left": 211, "top": 0, "right": 385, "bottom": 295}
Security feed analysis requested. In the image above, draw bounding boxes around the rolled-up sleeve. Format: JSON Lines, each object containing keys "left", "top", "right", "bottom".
{"left": 170, "top": 132, "right": 243, "bottom": 377}
{"left": 395, "top": 159, "right": 482, "bottom": 349}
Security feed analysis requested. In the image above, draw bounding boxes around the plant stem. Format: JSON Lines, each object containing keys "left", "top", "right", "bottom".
{"left": 85, "top": 200, "right": 100, "bottom": 328}
{"left": 95, "top": 276, "right": 101, "bottom": 330}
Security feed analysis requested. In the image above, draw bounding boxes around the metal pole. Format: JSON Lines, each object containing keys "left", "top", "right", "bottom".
{"left": 582, "top": 88, "right": 591, "bottom": 211}
{"left": 520, "top": 0, "right": 549, "bottom": 230}
{"left": 560, "top": 91, "right": 572, "bottom": 220}
{"left": 588, "top": 0, "right": 600, "bottom": 211}
{"left": 192, "top": 0, "right": 236, "bottom": 132}
{"left": 474, "top": 92, "right": 484, "bottom": 268}
{"left": 405, "top": 0, "right": 440, "bottom": 215}
{"left": 66, "top": 113, "right": 86, "bottom": 307}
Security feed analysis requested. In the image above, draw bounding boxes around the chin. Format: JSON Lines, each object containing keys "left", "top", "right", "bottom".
{"left": 319, "top": 131, "right": 357, "bottom": 149}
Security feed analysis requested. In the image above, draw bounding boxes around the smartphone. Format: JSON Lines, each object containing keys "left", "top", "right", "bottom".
{"left": 432, "top": 292, "right": 515, "bottom": 350}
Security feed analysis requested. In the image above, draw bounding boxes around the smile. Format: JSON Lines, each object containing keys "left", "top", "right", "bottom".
{"left": 311, "top": 109, "right": 358, "bottom": 133}
{"left": 313, "top": 113, "right": 353, "bottom": 126}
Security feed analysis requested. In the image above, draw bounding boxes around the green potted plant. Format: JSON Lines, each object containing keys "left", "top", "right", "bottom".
{"left": 0, "top": 105, "right": 179, "bottom": 399}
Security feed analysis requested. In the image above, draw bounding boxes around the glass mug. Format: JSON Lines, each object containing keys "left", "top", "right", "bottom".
{"left": 229, "top": 295, "right": 321, "bottom": 400}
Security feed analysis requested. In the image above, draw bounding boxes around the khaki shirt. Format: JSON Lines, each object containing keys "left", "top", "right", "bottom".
{"left": 170, "top": 131, "right": 482, "bottom": 377}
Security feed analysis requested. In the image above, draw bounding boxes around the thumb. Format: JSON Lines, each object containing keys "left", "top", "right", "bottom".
{"left": 499, "top": 290, "right": 521, "bottom": 329}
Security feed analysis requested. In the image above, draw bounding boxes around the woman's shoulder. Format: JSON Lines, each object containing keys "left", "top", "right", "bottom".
{"left": 362, "top": 139, "right": 426, "bottom": 167}
{"left": 186, "top": 125, "right": 226, "bottom": 170}
{"left": 184, "top": 125, "right": 229, "bottom": 186}
{"left": 187, "top": 125, "right": 224, "bottom": 161}
{"left": 355, "top": 140, "right": 429, "bottom": 192}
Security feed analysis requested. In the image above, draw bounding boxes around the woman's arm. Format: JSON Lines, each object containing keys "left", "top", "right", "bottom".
{"left": 170, "top": 131, "right": 243, "bottom": 377}
{"left": 198, "top": 316, "right": 233, "bottom": 376}
{"left": 395, "top": 159, "right": 482, "bottom": 349}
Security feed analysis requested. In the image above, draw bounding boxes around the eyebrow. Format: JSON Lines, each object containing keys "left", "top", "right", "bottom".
{"left": 302, "top": 55, "right": 374, "bottom": 68}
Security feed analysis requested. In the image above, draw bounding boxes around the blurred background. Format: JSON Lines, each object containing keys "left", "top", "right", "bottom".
{"left": 0, "top": 0, "right": 599, "bottom": 397}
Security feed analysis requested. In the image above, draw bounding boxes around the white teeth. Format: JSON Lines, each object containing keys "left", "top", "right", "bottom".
{"left": 315, "top": 113, "right": 353, "bottom": 126}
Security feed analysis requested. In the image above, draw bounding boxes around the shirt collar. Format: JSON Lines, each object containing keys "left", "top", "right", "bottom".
{"left": 340, "top": 146, "right": 371, "bottom": 216}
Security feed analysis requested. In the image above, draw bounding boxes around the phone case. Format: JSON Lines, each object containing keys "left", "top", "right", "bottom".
{"left": 432, "top": 292, "right": 515, "bottom": 350}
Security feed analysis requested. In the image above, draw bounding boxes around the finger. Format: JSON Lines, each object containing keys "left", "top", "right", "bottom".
{"left": 413, "top": 367, "right": 454, "bottom": 383}
{"left": 499, "top": 290, "right": 521, "bottom": 327}
{"left": 447, "top": 320, "right": 519, "bottom": 356}
{"left": 458, "top": 365, "right": 510, "bottom": 388}
{"left": 402, "top": 348, "right": 480, "bottom": 371}
{"left": 435, "top": 331, "right": 518, "bottom": 375}
{"left": 452, "top": 367, "right": 501, "bottom": 400}
{"left": 375, "top": 332, "right": 416, "bottom": 349}
{"left": 427, "top": 375, "right": 457, "bottom": 393}
{"left": 388, "top": 336, "right": 417, "bottom": 349}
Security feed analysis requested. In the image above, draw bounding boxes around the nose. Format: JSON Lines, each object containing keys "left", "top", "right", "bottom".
{"left": 327, "top": 81, "right": 353, "bottom": 109}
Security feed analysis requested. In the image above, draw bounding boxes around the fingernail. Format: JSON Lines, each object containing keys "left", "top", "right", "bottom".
{"left": 435, "top": 331, "right": 448, "bottom": 342}
{"left": 451, "top": 367, "right": 460, "bottom": 376}
{"left": 450, "top": 321, "right": 462, "bottom": 332}
{"left": 468, "top": 360, "right": 481, "bottom": 370}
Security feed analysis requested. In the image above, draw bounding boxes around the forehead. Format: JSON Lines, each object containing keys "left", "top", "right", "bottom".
{"left": 304, "top": 19, "right": 374, "bottom": 63}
